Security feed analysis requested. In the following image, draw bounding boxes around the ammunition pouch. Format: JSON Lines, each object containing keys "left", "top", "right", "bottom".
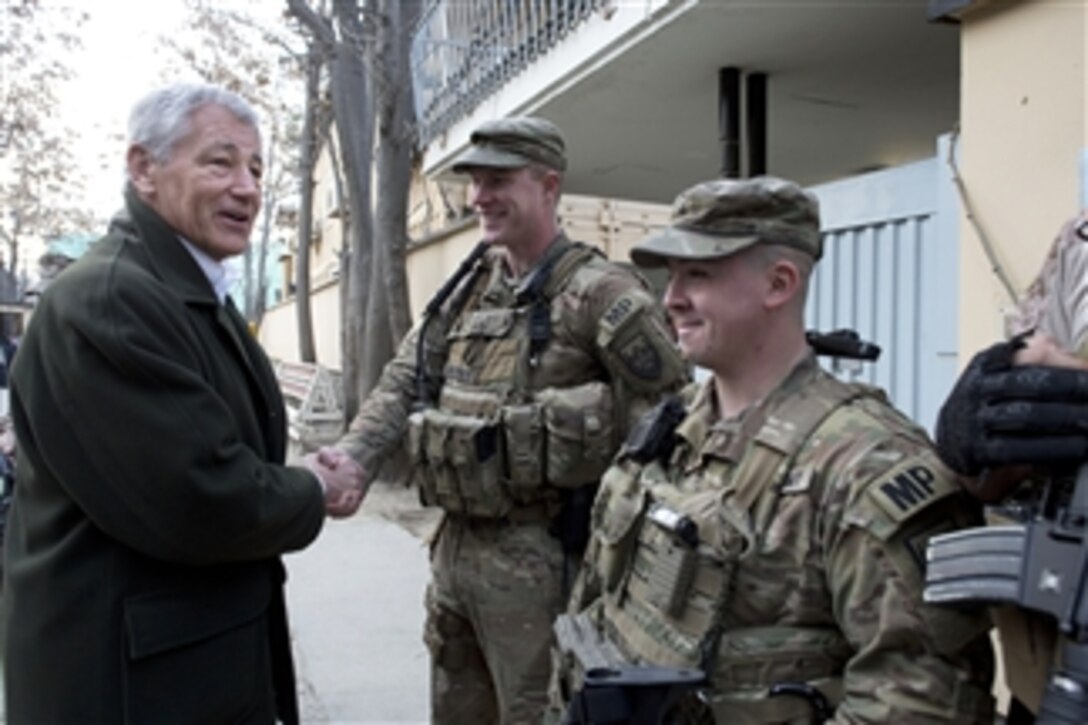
{"left": 408, "top": 381, "right": 616, "bottom": 519}
{"left": 409, "top": 407, "right": 512, "bottom": 518}
{"left": 704, "top": 626, "right": 847, "bottom": 723}
{"left": 538, "top": 381, "right": 616, "bottom": 487}
{"left": 591, "top": 464, "right": 648, "bottom": 594}
{"left": 503, "top": 381, "right": 616, "bottom": 492}
{"left": 503, "top": 402, "right": 546, "bottom": 492}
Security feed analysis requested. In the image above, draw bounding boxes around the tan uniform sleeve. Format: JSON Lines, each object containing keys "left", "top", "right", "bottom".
{"left": 1041, "top": 213, "right": 1088, "bottom": 356}
{"left": 824, "top": 443, "right": 995, "bottom": 723}
{"left": 335, "top": 324, "right": 421, "bottom": 475}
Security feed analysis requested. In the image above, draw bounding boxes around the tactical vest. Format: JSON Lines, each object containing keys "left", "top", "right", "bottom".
{"left": 406, "top": 239, "right": 619, "bottom": 519}
{"left": 587, "top": 373, "right": 873, "bottom": 723}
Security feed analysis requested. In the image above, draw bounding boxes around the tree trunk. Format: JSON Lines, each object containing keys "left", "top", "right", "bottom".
{"left": 372, "top": 0, "right": 419, "bottom": 345}
{"left": 327, "top": 131, "right": 356, "bottom": 425}
{"left": 331, "top": 0, "right": 377, "bottom": 420}
{"left": 294, "top": 48, "right": 323, "bottom": 363}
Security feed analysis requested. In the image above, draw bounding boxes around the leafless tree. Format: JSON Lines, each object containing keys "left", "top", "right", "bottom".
{"left": 287, "top": 0, "right": 419, "bottom": 421}
{"left": 0, "top": 2, "right": 94, "bottom": 297}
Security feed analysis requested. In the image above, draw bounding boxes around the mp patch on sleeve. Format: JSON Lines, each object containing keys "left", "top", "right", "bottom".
{"left": 867, "top": 459, "right": 959, "bottom": 527}
{"left": 601, "top": 293, "right": 639, "bottom": 333}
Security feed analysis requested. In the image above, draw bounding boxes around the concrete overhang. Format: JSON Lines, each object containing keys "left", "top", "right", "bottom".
{"left": 420, "top": 0, "right": 959, "bottom": 204}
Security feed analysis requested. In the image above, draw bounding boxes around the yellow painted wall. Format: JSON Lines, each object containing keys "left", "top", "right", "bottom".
{"left": 259, "top": 279, "right": 342, "bottom": 367}
{"left": 310, "top": 145, "right": 346, "bottom": 287}
{"left": 405, "top": 227, "right": 481, "bottom": 320}
{"left": 959, "top": 0, "right": 1087, "bottom": 358}
{"left": 259, "top": 139, "right": 346, "bottom": 366}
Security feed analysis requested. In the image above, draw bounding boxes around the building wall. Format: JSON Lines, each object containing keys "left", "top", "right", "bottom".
{"left": 406, "top": 222, "right": 480, "bottom": 320}
{"left": 259, "top": 278, "right": 342, "bottom": 366}
{"left": 310, "top": 145, "right": 346, "bottom": 288}
{"left": 261, "top": 138, "right": 346, "bottom": 366}
{"left": 958, "top": 0, "right": 1088, "bottom": 358}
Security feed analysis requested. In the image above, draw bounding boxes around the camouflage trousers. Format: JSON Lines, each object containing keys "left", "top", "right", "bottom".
{"left": 424, "top": 516, "right": 565, "bottom": 725}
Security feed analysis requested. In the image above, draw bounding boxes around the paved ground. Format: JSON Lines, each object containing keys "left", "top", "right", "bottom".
{"left": 287, "top": 482, "right": 439, "bottom": 724}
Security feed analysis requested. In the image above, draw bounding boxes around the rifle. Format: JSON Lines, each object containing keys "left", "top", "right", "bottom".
{"left": 562, "top": 665, "right": 708, "bottom": 725}
{"left": 925, "top": 463, "right": 1088, "bottom": 723}
{"left": 806, "top": 329, "right": 881, "bottom": 362}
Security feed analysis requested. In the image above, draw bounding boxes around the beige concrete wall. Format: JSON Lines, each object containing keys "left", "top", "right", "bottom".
{"left": 259, "top": 279, "right": 342, "bottom": 366}
{"left": 310, "top": 144, "right": 346, "bottom": 288}
{"left": 405, "top": 223, "right": 481, "bottom": 320}
{"left": 259, "top": 138, "right": 346, "bottom": 366}
{"left": 959, "top": 0, "right": 1087, "bottom": 358}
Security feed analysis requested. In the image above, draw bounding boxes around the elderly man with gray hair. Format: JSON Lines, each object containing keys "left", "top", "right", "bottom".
{"left": 2, "top": 83, "right": 364, "bottom": 723}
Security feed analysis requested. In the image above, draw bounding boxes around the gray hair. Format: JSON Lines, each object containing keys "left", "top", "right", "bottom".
{"left": 127, "top": 84, "right": 259, "bottom": 166}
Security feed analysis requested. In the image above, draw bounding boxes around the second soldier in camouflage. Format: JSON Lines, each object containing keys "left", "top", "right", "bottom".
{"left": 552, "top": 176, "right": 996, "bottom": 723}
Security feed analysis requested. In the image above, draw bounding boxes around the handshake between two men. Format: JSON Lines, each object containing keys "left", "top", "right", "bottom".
{"left": 303, "top": 447, "right": 369, "bottom": 518}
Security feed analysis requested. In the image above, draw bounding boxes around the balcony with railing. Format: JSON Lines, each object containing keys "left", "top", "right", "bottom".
{"left": 411, "top": 0, "right": 609, "bottom": 146}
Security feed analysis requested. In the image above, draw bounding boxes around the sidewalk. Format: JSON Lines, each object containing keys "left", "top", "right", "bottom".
{"left": 286, "top": 482, "right": 438, "bottom": 724}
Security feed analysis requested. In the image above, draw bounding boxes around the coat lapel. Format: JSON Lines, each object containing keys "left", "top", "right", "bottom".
{"left": 122, "top": 187, "right": 286, "bottom": 461}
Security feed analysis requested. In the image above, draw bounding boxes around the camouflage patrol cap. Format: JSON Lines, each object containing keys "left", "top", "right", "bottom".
{"left": 451, "top": 116, "right": 567, "bottom": 173}
{"left": 630, "top": 176, "right": 822, "bottom": 267}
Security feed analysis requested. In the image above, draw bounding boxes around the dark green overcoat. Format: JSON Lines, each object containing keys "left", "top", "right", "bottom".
{"left": 2, "top": 189, "right": 326, "bottom": 723}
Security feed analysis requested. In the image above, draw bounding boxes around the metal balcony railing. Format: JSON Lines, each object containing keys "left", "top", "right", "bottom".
{"left": 411, "top": 0, "right": 607, "bottom": 146}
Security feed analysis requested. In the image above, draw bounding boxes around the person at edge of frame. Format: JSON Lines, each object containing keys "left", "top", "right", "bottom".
{"left": 938, "top": 209, "right": 1088, "bottom": 725}
{"left": 549, "top": 175, "right": 996, "bottom": 724}
{"left": 315, "top": 116, "right": 689, "bottom": 723}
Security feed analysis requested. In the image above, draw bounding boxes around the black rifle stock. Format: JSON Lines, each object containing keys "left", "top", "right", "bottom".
{"left": 806, "top": 329, "right": 881, "bottom": 361}
{"left": 925, "top": 463, "right": 1088, "bottom": 723}
{"left": 562, "top": 665, "right": 707, "bottom": 725}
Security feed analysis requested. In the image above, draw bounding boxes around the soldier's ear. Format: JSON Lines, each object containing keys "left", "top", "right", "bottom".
{"left": 541, "top": 169, "right": 561, "bottom": 202}
{"left": 765, "top": 259, "right": 801, "bottom": 310}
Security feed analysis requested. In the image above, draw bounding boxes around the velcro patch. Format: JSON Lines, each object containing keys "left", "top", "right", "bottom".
{"left": 617, "top": 333, "right": 665, "bottom": 381}
{"left": 600, "top": 293, "right": 641, "bottom": 336}
{"left": 867, "top": 459, "right": 958, "bottom": 527}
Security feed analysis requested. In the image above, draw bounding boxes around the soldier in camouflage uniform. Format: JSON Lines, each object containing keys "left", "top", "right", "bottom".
{"left": 325, "top": 117, "right": 687, "bottom": 724}
{"left": 552, "top": 177, "right": 996, "bottom": 723}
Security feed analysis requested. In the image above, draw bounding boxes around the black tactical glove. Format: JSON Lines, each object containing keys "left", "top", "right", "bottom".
{"left": 936, "top": 334, "right": 1088, "bottom": 476}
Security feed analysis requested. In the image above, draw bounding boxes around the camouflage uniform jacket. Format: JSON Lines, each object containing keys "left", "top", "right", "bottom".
{"left": 572, "top": 355, "right": 995, "bottom": 723}
{"left": 337, "top": 234, "right": 686, "bottom": 506}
